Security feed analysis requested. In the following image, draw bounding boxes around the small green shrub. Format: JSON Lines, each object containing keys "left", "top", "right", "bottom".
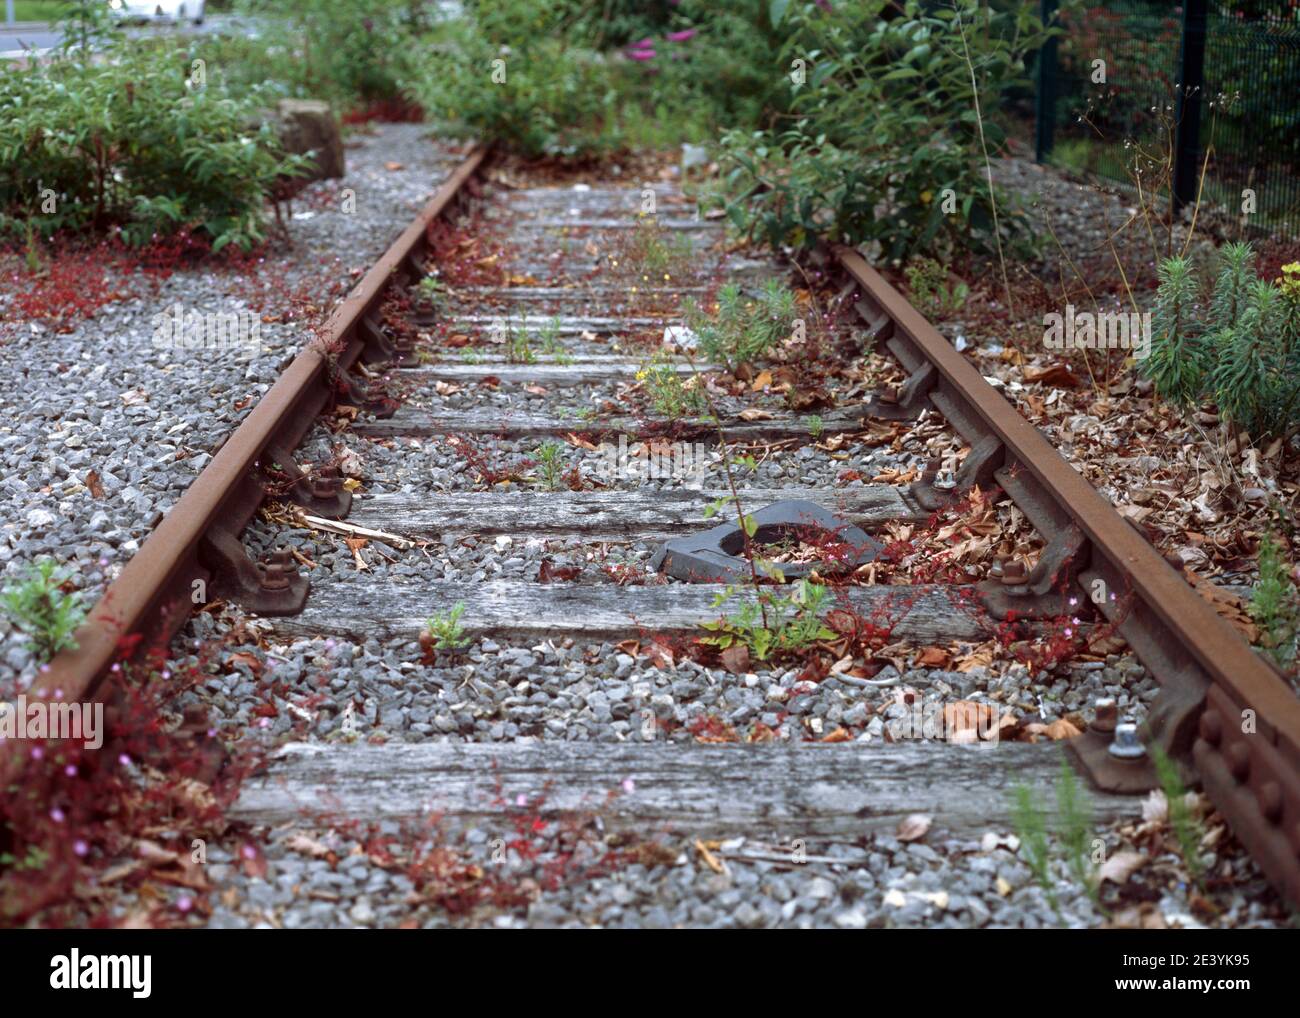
{"left": 1010, "top": 783, "right": 1058, "bottom": 912}
{"left": 1145, "top": 248, "right": 1300, "bottom": 437}
{"left": 1151, "top": 746, "right": 1206, "bottom": 887}
{"left": 904, "top": 257, "right": 970, "bottom": 319}
{"left": 700, "top": 578, "right": 836, "bottom": 662}
{"left": 534, "top": 440, "right": 564, "bottom": 491}
{"left": 637, "top": 353, "right": 706, "bottom": 419}
{"left": 425, "top": 602, "right": 470, "bottom": 650}
{"left": 1250, "top": 532, "right": 1298, "bottom": 668}
{"left": 684, "top": 280, "right": 798, "bottom": 370}
{"left": 1, "top": 559, "right": 87, "bottom": 663}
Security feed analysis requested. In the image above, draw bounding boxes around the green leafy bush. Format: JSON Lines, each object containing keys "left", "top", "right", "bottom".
{"left": 402, "top": 1, "right": 620, "bottom": 158}
{"left": 1145, "top": 246, "right": 1300, "bottom": 437}
{"left": 0, "top": 36, "right": 305, "bottom": 249}
{"left": 223, "top": 0, "right": 429, "bottom": 109}
{"left": 711, "top": 0, "right": 1050, "bottom": 260}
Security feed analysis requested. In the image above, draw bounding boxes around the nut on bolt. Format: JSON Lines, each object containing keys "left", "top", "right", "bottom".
{"left": 1107, "top": 719, "right": 1146, "bottom": 760}
{"left": 1092, "top": 697, "right": 1117, "bottom": 734}
{"left": 259, "top": 548, "right": 296, "bottom": 591}
{"left": 310, "top": 465, "right": 342, "bottom": 499}
{"left": 999, "top": 560, "right": 1028, "bottom": 587}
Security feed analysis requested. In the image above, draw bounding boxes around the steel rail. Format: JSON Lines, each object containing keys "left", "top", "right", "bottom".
{"left": 837, "top": 244, "right": 1300, "bottom": 905}
{"left": 0, "top": 145, "right": 486, "bottom": 788}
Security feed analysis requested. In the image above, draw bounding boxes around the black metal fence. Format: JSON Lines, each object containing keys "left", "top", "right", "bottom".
{"left": 1034, "top": 0, "right": 1300, "bottom": 238}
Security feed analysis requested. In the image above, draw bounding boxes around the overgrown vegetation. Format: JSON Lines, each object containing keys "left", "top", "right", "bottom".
{"left": 1151, "top": 746, "right": 1206, "bottom": 888}
{"left": 710, "top": 0, "right": 1050, "bottom": 261}
{"left": 1, "top": 559, "right": 87, "bottom": 663}
{"left": 1146, "top": 249, "right": 1300, "bottom": 438}
{"left": 904, "top": 257, "right": 971, "bottom": 319}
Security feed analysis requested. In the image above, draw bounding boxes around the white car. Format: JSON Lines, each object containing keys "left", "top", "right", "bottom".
{"left": 107, "top": 0, "right": 206, "bottom": 25}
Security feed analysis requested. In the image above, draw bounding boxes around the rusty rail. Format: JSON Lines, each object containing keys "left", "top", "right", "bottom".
{"left": 836, "top": 244, "right": 1300, "bottom": 906}
{"left": 0, "top": 145, "right": 487, "bottom": 788}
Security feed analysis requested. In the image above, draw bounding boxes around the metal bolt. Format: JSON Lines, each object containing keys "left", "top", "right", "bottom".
{"left": 1093, "top": 697, "right": 1117, "bottom": 734}
{"left": 1000, "top": 560, "right": 1028, "bottom": 586}
{"left": 1107, "top": 720, "right": 1146, "bottom": 759}
{"left": 310, "top": 470, "right": 340, "bottom": 498}
{"left": 259, "top": 549, "right": 296, "bottom": 591}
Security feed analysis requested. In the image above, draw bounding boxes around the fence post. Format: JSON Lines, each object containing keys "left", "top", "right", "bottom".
{"left": 1173, "top": 0, "right": 1209, "bottom": 211}
{"left": 1035, "top": 0, "right": 1059, "bottom": 164}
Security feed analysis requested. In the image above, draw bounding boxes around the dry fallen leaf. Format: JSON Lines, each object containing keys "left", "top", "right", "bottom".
{"left": 896, "top": 813, "right": 932, "bottom": 843}
{"left": 1023, "top": 362, "right": 1081, "bottom": 387}
{"left": 1100, "top": 850, "right": 1148, "bottom": 884}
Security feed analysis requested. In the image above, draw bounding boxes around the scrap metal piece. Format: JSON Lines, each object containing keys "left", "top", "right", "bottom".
{"left": 650, "top": 500, "right": 883, "bottom": 583}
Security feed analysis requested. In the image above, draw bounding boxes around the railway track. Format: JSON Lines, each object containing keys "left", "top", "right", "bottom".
{"left": 13, "top": 145, "right": 1299, "bottom": 924}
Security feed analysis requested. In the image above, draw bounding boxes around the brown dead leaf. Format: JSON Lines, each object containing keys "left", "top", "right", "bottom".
{"left": 284, "top": 833, "right": 334, "bottom": 859}
{"left": 1023, "top": 363, "right": 1081, "bottom": 387}
{"left": 820, "top": 725, "right": 852, "bottom": 743}
{"left": 943, "top": 700, "right": 996, "bottom": 736}
{"left": 750, "top": 370, "right": 773, "bottom": 392}
{"left": 737, "top": 408, "right": 774, "bottom": 421}
{"left": 915, "top": 646, "right": 950, "bottom": 669}
{"left": 85, "top": 470, "right": 104, "bottom": 498}
{"left": 384, "top": 161, "right": 404, "bottom": 171}
{"left": 719, "top": 643, "right": 751, "bottom": 674}
{"left": 1043, "top": 717, "right": 1083, "bottom": 740}
{"left": 345, "top": 536, "right": 369, "bottom": 571}
{"left": 226, "top": 651, "right": 262, "bottom": 675}
{"left": 565, "top": 432, "right": 599, "bottom": 451}
{"left": 694, "top": 839, "right": 726, "bottom": 874}
{"left": 446, "top": 333, "right": 471, "bottom": 347}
